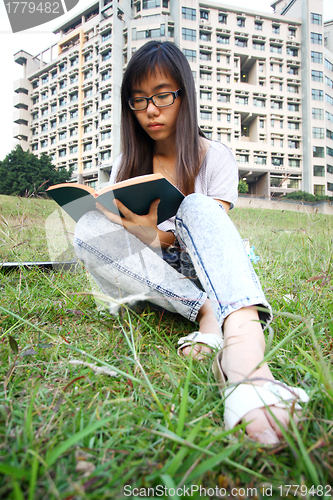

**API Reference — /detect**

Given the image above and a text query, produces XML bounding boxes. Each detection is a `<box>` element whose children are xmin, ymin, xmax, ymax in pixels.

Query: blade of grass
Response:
<box><xmin>12</xmin><ymin>480</ymin><xmax>24</xmax><ymax>500</ymax></box>
<box><xmin>185</xmin><ymin>443</ymin><xmax>242</xmax><ymax>483</ymax></box>
<box><xmin>176</xmin><ymin>356</ymin><xmax>192</xmax><ymax>437</ymax></box>
<box><xmin>289</xmin><ymin>417</ymin><xmax>320</xmax><ymax>486</ymax></box>
<box><xmin>28</xmin><ymin>453</ymin><xmax>39</xmax><ymax>500</ymax></box>
<box><xmin>45</xmin><ymin>414</ymin><xmax>116</xmax><ymax>467</ymax></box>
<box><xmin>0</xmin><ymin>464</ymin><xmax>30</xmax><ymax>479</ymax></box>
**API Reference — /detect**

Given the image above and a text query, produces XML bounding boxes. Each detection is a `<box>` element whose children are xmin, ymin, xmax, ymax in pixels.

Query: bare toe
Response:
<box><xmin>181</xmin><ymin>343</ymin><xmax>212</xmax><ymax>359</ymax></box>
<box><xmin>244</xmin><ymin>408</ymin><xmax>280</xmax><ymax>444</ymax></box>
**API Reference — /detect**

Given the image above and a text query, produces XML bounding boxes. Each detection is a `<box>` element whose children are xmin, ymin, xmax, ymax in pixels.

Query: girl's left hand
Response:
<box><xmin>96</xmin><ymin>198</ymin><xmax>161</xmax><ymax>247</ymax></box>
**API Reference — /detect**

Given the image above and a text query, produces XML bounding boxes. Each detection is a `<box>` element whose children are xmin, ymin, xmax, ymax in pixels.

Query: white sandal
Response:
<box><xmin>177</xmin><ymin>331</ymin><xmax>224</xmax><ymax>357</ymax></box>
<box><xmin>212</xmin><ymin>349</ymin><xmax>309</xmax><ymax>430</ymax></box>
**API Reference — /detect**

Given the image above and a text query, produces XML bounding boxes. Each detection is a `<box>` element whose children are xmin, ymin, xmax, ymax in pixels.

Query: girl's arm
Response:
<box><xmin>214</xmin><ymin>199</ymin><xmax>230</xmax><ymax>214</ymax></box>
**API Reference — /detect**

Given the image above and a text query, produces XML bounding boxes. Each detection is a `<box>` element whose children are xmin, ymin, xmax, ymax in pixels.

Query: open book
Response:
<box><xmin>46</xmin><ymin>173</ymin><xmax>184</xmax><ymax>224</ymax></box>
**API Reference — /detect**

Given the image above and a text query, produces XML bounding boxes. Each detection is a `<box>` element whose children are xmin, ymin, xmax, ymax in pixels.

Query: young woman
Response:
<box><xmin>74</xmin><ymin>41</ymin><xmax>308</xmax><ymax>444</ymax></box>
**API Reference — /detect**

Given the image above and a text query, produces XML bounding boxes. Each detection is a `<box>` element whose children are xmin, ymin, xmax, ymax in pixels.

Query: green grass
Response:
<box><xmin>1</xmin><ymin>194</ymin><xmax>333</xmax><ymax>499</ymax></box>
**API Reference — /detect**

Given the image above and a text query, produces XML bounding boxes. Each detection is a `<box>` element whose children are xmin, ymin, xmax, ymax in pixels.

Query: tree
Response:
<box><xmin>238</xmin><ymin>179</ymin><xmax>249</xmax><ymax>194</ymax></box>
<box><xmin>0</xmin><ymin>146</ymin><xmax>73</xmax><ymax>197</ymax></box>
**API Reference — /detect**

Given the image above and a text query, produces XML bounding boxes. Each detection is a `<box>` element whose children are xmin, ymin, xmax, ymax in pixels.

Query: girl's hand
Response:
<box><xmin>96</xmin><ymin>198</ymin><xmax>161</xmax><ymax>247</ymax></box>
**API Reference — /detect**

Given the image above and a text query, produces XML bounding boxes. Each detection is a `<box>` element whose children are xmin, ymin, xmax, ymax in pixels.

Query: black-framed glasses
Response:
<box><xmin>127</xmin><ymin>89</ymin><xmax>182</xmax><ymax>111</ymax></box>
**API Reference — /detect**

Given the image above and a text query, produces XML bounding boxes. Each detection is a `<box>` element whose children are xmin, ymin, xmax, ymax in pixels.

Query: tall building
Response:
<box><xmin>12</xmin><ymin>0</ymin><xmax>333</xmax><ymax>197</ymax></box>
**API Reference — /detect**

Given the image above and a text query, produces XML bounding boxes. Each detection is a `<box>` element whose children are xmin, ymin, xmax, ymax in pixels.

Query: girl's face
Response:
<box><xmin>130</xmin><ymin>69</ymin><xmax>182</xmax><ymax>145</ymax></box>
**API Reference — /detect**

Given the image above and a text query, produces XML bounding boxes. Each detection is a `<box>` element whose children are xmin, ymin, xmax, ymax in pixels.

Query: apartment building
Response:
<box><xmin>12</xmin><ymin>0</ymin><xmax>333</xmax><ymax>197</ymax></box>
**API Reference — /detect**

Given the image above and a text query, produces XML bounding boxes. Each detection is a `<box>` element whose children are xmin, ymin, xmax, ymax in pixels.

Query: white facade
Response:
<box><xmin>12</xmin><ymin>0</ymin><xmax>333</xmax><ymax>196</ymax></box>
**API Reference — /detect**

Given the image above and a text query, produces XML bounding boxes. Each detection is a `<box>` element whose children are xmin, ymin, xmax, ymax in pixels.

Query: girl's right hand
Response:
<box><xmin>96</xmin><ymin>198</ymin><xmax>161</xmax><ymax>247</ymax></box>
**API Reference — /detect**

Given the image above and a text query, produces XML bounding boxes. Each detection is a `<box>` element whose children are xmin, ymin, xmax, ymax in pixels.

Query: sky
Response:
<box><xmin>1</xmin><ymin>0</ymin><xmax>333</xmax><ymax>162</ymax></box>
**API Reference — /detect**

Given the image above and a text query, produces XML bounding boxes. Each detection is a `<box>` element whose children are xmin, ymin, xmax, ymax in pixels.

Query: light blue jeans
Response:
<box><xmin>73</xmin><ymin>193</ymin><xmax>272</xmax><ymax>328</ymax></box>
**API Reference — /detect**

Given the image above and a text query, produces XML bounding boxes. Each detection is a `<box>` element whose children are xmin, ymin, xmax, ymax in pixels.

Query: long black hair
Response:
<box><xmin>117</xmin><ymin>40</ymin><xmax>205</xmax><ymax>195</ymax></box>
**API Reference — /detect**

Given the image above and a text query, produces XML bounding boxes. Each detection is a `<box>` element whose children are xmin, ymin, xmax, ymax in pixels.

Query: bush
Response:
<box><xmin>284</xmin><ymin>191</ymin><xmax>333</xmax><ymax>203</ymax></box>
<box><xmin>238</xmin><ymin>179</ymin><xmax>249</xmax><ymax>194</ymax></box>
<box><xmin>0</xmin><ymin>146</ymin><xmax>73</xmax><ymax>197</ymax></box>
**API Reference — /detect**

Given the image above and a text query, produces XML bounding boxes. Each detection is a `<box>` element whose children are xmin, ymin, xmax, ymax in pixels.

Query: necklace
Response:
<box><xmin>156</xmin><ymin>155</ymin><xmax>174</xmax><ymax>178</ymax></box>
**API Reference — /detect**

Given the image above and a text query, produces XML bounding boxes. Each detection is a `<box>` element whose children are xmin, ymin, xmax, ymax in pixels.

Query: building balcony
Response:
<box><xmin>13</xmin><ymin>78</ymin><xmax>29</xmax><ymax>94</ymax></box>
<box><xmin>13</xmin><ymin>93</ymin><xmax>30</xmax><ymax>109</ymax></box>
<box><xmin>13</xmin><ymin>109</ymin><xmax>29</xmax><ymax>124</ymax></box>
<box><xmin>13</xmin><ymin>124</ymin><xmax>29</xmax><ymax>140</ymax></box>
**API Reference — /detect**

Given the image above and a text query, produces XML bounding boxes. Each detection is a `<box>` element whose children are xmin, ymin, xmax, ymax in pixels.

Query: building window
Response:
<box><xmin>288</xmin><ymin>121</ymin><xmax>299</xmax><ymax>130</ymax></box>
<box><xmin>253</xmin><ymin>41</ymin><xmax>265</xmax><ymax>51</ymax></box>
<box><xmin>70</xmin><ymin>91</ymin><xmax>78</xmax><ymax>102</ymax></box>
<box><xmin>50</xmin><ymin>120</ymin><xmax>56</xmax><ymax>129</ymax></box>
<box><xmin>328</xmin><ymin>182</ymin><xmax>333</xmax><ymax>192</ymax></box>
<box><xmin>235</xmin><ymin>95</ymin><xmax>248</xmax><ymax>105</ymax></box>
<box><xmin>200</xmin><ymin>91</ymin><xmax>212</xmax><ymax>101</ymax></box>
<box><xmin>101</xmin><ymin>30</ymin><xmax>112</xmax><ymax>42</ymax></box>
<box><xmin>289</xmin><ymin>158</ymin><xmax>300</xmax><ymax>168</ymax></box>
<box><xmin>314</xmin><ymin>165</ymin><xmax>325</xmax><ymax>176</ymax></box>
<box><xmin>51</xmin><ymin>71</ymin><xmax>57</xmax><ymax>79</ymax></box>
<box><xmin>326</xmin><ymin>94</ymin><xmax>333</xmax><ymax>106</ymax></box>
<box><xmin>287</xmin><ymin>103</ymin><xmax>299</xmax><ymax>112</ymax></box>
<box><xmin>101</xmin><ymin>90</ymin><xmax>111</xmax><ymax>101</ymax></box>
<box><xmin>58</xmin><ymin>131</ymin><xmax>67</xmax><ymax>140</ymax></box>
<box><xmin>200</xmin><ymin>110</ymin><xmax>212</xmax><ymax>120</ymax></box>
<box><xmin>101</xmin><ymin>70</ymin><xmax>111</xmax><ymax>81</ymax></box>
<box><xmin>200</xmin><ymin>51</ymin><xmax>211</xmax><ymax>61</ymax></box>
<box><xmin>143</xmin><ymin>0</ymin><xmax>160</xmax><ymax>8</ymax></box>
<box><xmin>311</xmin><ymin>12</ymin><xmax>322</xmax><ymax>25</ymax></box>
<box><xmin>255</xmin><ymin>21</ymin><xmax>263</xmax><ymax>31</ymax></box>
<box><xmin>40</xmin><ymin>139</ymin><xmax>48</xmax><ymax>148</ymax></box>
<box><xmin>59</xmin><ymin>79</ymin><xmax>67</xmax><ymax>89</ymax></box>
<box><xmin>59</xmin><ymin>63</ymin><xmax>67</xmax><ymax>73</ymax></box>
<box><xmin>83</xmin><ymin>142</ymin><xmax>92</xmax><ymax>151</ymax></box>
<box><xmin>32</xmin><ymin>143</ymin><xmax>38</xmax><ymax>151</ymax></box>
<box><xmin>41</xmin><ymin>107</ymin><xmax>48</xmax><ymax>116</ymax></box>
<box><xmin>236</xmin><ymin>153</ymin><xmax>249</xmax><ymax>163</ymax></box>
<box><xmin>270</xmin><ymin>44</ymin><xmax>282</xmax><ymax>54</ymax></box>
<box><xmin>271</xmin><ymin>100</ymin><xmax>283</xmax><ymax>110</ymax></box>
<box><xmin>84</xmin><ymin>69</ymin><xmax>93</xmax><ymax>79</ymax></box>
<box><xmin>327</xmin><ymin>164</ymin><xmax>333</xmax><ymax>173</ymax></box>
<box><xmin>255</xmin><ymin>156</ymin><xmax>266</xmax><ymax>165</ymax></box>
<box><xmin>70</xmin><ymin>109</ymin><xmax>78</xmax><ymax>119</ymax></box>
<box><xmin>235</xmin><ymin>38</ymin><xmax>248</xmax><ymax>48</ymax></box>
<box><xmin>237</xmin><ymin>17</ymin><xmax>245</xmax><ymax>28</ymax></box>
<box><xmin>70</xmin><ymin>74</ymin><xmax>78</xmax><ymax>85</ymax></box>
<box><xmin>311</xmin><ymin>51</ymin><xmax>323</xmax><ymax>63</ymax></box>
<box><xmin>311</xmin><ymin>32</ymin><xmax>323</xmax><ymax>45</ymax></box>
<box><xmin>200</xmin><ymin>10</ymin><xmax>209</xmax><ymax>20</ymax></box>
<box><xmin>84</xmin><ymin>106</ymin><xmax>93</xmax><ymax>116</ymax></box>
<box><xmin>100</xmin><ymin>150</ymin><xmax>111</xmax><ymax>160</ymax></box>
<box><xmin>70</xmin><ymin>56</ymin><xmax>78</xmax><ymax>67</ymax></box>
<box><xmin>59</xmin><ymin>97</ymin><xmax>67</xmax><ymax>107</ymax></box>
<box><xmin>312</xmin><ymin>89</ymin><xmax>323</xmax><ymax>101</ymax></box>
<box><xmin>41</xmin><ymin>123</ymin><xmax>48</xmax><ymax>132</ymax></box>
<box><xmin>70</xmin><ymin>127</ymin><xmax>78</xmax><ymax>137</ymax></box>
<box><xmin>287</xmin><ymin>85</ymin><xmax>299</xmax><ymax>93</ymax></box>
<box><xmin>41</xmin><ymin>75</ymin><xmax>48</xmax><ymax>84</ymax></box>
<box><xmin>314</xmin><ymin>184</ymin><xmax>325</xmax><ymax>195</ymax></box>
<box><xmin>288</xmin><ymin>27</ymin><xmax>297</xmax><ymax>36</ymax></box>
<box><xmin>313</xmin><ymin>146</ymin><xmax>324</xmax><ymax>157</ymax></box>
<box><xmin>327</xmin><ymin>128</ymin><xmax>333</xmax><ymax>140</ymax></box>
<box><xmin>288</xmin><ymin>140</ymin><xmax>300</xmax><ymax>149</ymax></box>
<box><xmin>326</xmin><ymin>59</ymin><xmax>333</xmax><ymax>72</ymax></box>
<box><xmin>217</xmin><ymin>93</ymin><xmax>230</xmax><ymax>103</ymax></box>
<box><xmin>101</xmin><ymin>50</ymin><xmax>111</xmax><ymax>61</ymax></box>
<box><xmin>313</xmin><ymin>127</ymin><xmax>324</xmax><ymax>139</ymax></box>
<box><xmin>83</xmin><ymin>160</ymin><xmax>92</xmax><ymax>170</ymax></box>
<box><xmin>272</xmin><ymin>24</ymin><xmax>280</xmax><ymax>34</ymax></box>
<box><xmin>253</xmin><ymin>98</ymin><xmax>266</xmax><ymax>107</ymax></box>
<box><xmin>84</xmin><ymin>88</ymin><xmax>93</xmax><ymax>98</ymax></box>
<box><xmin>59</xmin><ymin>149</ymin><xmax>66</xmax><ymax>157</ymax></box>
<box><xmin>182</xmin><ymin>28</ymin><xmax>196</xmax><ymax>42</ymax></box>
<box><xmin>200</xmin><ymin>31</ymin><xmax>211</xmax><ymax>42</ymax></box>
<box><xmin>101</xmin><ymin>130</ymin><xmax>111</xmax><ymax>140</ymax></box>
<box><xmin>287</xmin><ymin>66</ymin><xmax>299</xmax><ymax>75</ymax></box>
<box><xmin>217</xmin><ymin>35</ymin><xmax>229</xmax><ymax>44</ymax></box>
<box><xmin>328</xmin><ymin>146</ymin><xmax>333</xmax><ymax>157</ymax></box>
<box><xmin>312</xmin><ymin>108</ymin><xmax>324</xmax><ymax>119</ymax></box>
<box><xmin>50</xmin><ymin>136</ymin><xmax>56</xmax><ymax>145</ymax></box>
<box><xmin>312</xmin><ymin>70</ymin><xmax>323</xmax><ymax>82</ymax></box>
<box><xmin>69</xmin><ymin>145</ymin><xmax>78</xmax><ymax>154</ymax></box>
<box><xmin>183</xmin><ymin>49</ymin><xmax>196</xmax><ymax>62</ymax></box>
<box><xmin>182</xmin><ymin>7</ymin><xmax>196</xmax><ymax>20</ymax></box>
<box><xmin>101</xmin><ymin>110</ymin><xmax>111</xmax><ymax>121</ymax></box>
<box><xmin>286</xmin><ymin>47</ymin><xmax>298</xmax><ymax>57</ymax></box>
<box><xmin>219</xmin><ymin>12</ymin><xmax>227</xmax><ymax>24</ymax></box>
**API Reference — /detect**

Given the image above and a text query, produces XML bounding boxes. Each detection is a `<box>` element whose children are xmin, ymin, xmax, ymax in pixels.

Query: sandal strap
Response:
<box><xmin>224</xmin><ymin>381</ymin><xmax>309</xmax><ymax>430</ymax></box>
<box><xmin>177</xmin><ymin>331</ymin><xmax>223</xmax><ymax>357</ymax></box>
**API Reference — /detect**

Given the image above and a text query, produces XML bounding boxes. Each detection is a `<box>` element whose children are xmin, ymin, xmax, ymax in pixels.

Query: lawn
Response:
<box><xmin>0</xmin><ymin>194</ymin><xmax>333</xmax><ymax>499</ymax></box>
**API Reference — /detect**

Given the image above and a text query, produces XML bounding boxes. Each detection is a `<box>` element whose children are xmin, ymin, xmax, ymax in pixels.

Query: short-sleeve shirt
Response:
<box><xmin>108</xmin><ymin>140</ymin><xmax>238</xmax><ymax>233</ymax></box>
